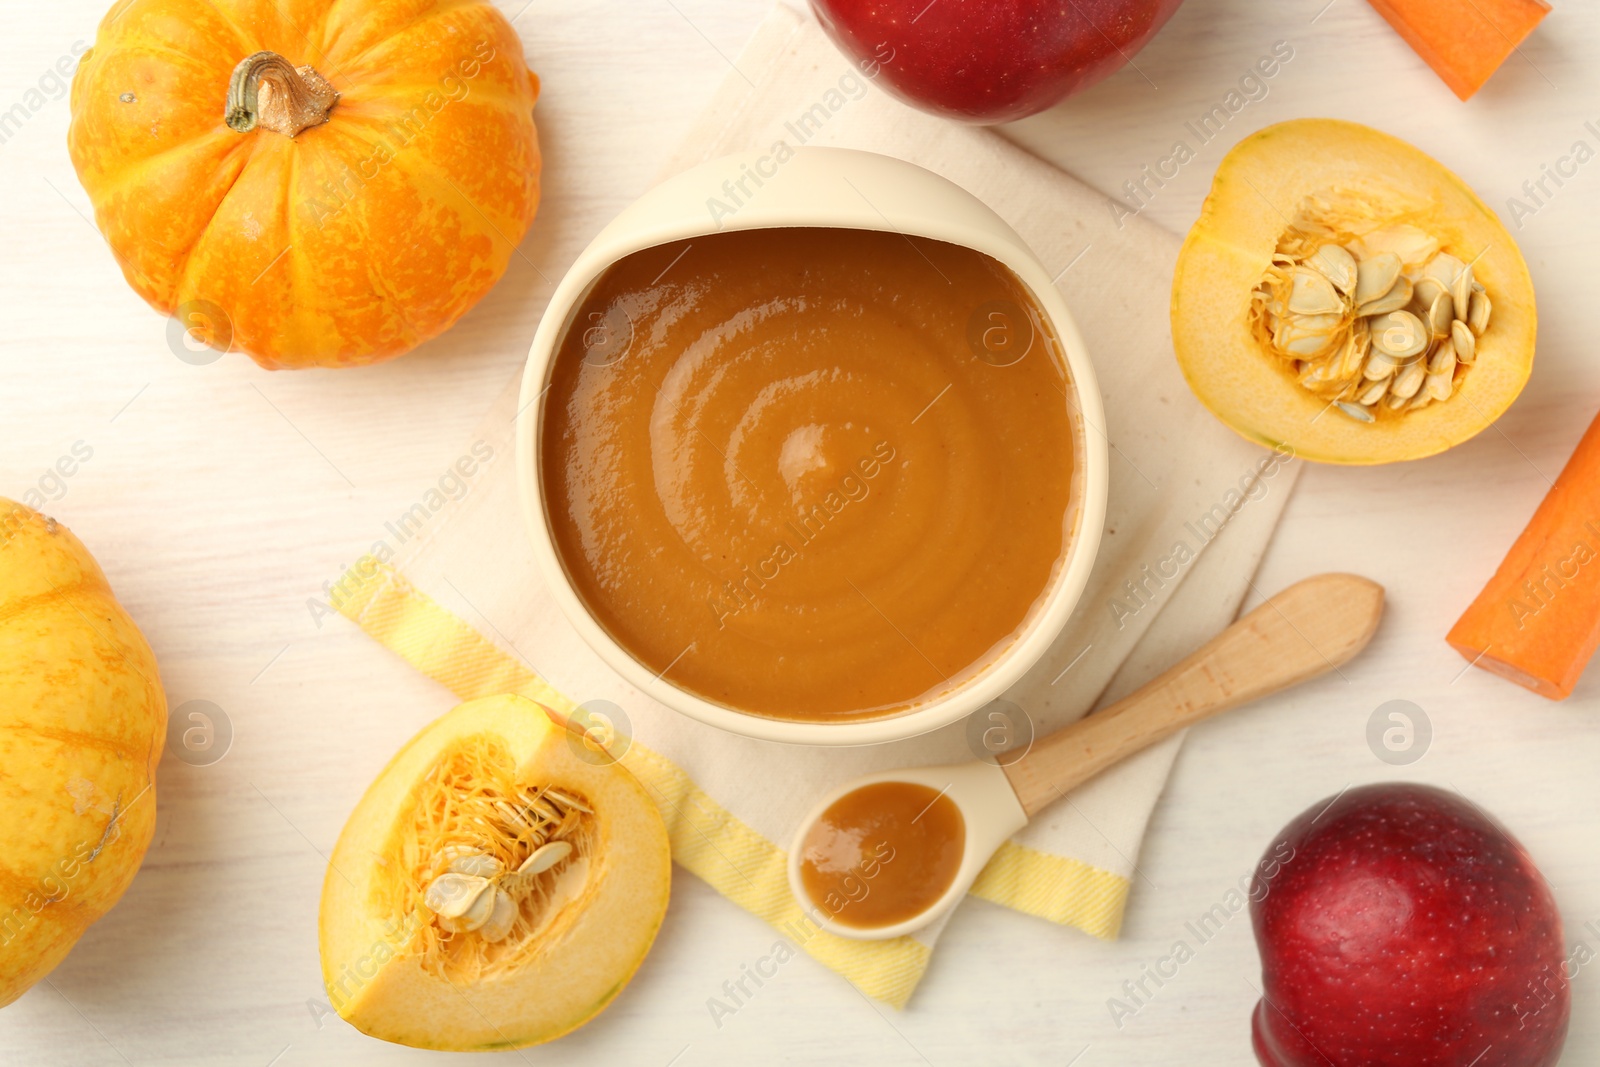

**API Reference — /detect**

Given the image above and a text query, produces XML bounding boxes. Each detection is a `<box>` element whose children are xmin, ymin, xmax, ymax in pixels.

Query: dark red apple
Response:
<box><xmin>1250</xmin><ymin>783</ymin><xmax>1569</xmax><ymax>1066</ymax></box>
<box><xmin>810</xmin><ymin>0</ymin><xmax>1188</xmax><ymax>124</ymax></box>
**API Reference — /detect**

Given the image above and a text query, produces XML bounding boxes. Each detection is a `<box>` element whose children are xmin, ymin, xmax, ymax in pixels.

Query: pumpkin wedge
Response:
<box><xmin>1172</xmin><ymin>119</ymin><xmax>1536</xmax><ymax>464</ymax></box>
<box><xmin>68</xmin><ymin>0</ymin><xmax>541</xmax><ymax>369</ymax></box>
<box><xmin>319</xmin><ymin>695</ymin><xmax>670</xmax><ymax>1050</ymax></box>
<box><xmin>0</xmin><ymin>500</ymin><xmax>166</xmax><ymax>1007</ymax></box>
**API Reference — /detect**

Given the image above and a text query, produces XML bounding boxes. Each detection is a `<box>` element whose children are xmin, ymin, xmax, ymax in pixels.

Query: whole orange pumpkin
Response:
<box><xmin>68</xmin><ymin>0</ymin><xmax>542</xmax><ymax>369</ymax></box>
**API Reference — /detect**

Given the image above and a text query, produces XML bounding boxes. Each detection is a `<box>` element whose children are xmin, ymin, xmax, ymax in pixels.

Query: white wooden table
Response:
<box><xmin>4</xmin><ymin>1</ymin><xmax>1599</xmax><ymax>1063</ymax></box>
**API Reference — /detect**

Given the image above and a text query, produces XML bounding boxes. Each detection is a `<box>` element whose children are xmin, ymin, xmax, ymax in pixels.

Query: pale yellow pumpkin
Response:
<box><xmin>0</xmin><ymin>500</ymin><xmax>166</xmax><ymax>1007</ymax></box>
<box><xmin>319</xmin><ymin>695</ymin><xmax>671</xmax><ymax>1049</ymax></box>
<box><xmin>1172</xmin><ymin>119</ymin><xmax>1536</xmax><ymax>464</ymax></box>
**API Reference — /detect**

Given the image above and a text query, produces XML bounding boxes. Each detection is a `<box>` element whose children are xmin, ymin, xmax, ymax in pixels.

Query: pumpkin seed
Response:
<box><xmin>1354</xmin><ymin>252</ymin><xmax>1402</xmax><ymax>307</ymax></box>
<box><xmin>517</xmin><ymin>840</ymin><xmax>574</xmax><ymax>876</ymax></box>
<box><xmin>1357</xmin><ymin>276</ymin><xmax>1413</xmax><ymax>317</ymax></box>
<box><xmin>1392</xmin><ymin>357</ymin><xmax>1427</xmax><ymax>400</ymax></box>
<box><xmin>427</xmin><ymin>873</ymin><xmax>493</xmax><ymax>920</ymax></box>
<box><xmin>1412</xmin><ymin>277</ymin><xmax>1447</xmax><ymax>310</ymax></box>
<box><xmin>521</xmin><ymin>792</ymin><xmax>563</xmax><ymax>822</ymax></box>
<box><xmin>1358</xmin><ymin>379</ymin><xmax>1389</xmax><ymax>406</ymax></box>
<box><xmin>1468</xmin><ymin>290</ymin><xmax>1491</xmax><ymax>337</ymax></box>
<box><xmin>1364</xmin><ymin>349</ymin><xmax>1400</xmax><ymax>380</ymax></box>
<box><xmin>1306</xmin><ymin>244</ymin><xmax>1358</xmax><ymax>293</ymax></box>
<box><xmin>1429</xmin><ymin>338</ymin><xmax>1458</xmax><ymax>374</ymax></box>
<box><xmin>1426</xmin><ymin>366</ymin><xmax>1455</xmax><ymax>402</ymax></box>
<box><xmin>1370</xmin><ymin>311</ymin><xmax>1429</xmax><ymax>359</ymax></box>
<box><xmin>1451</xmin><ymin>319</ymin><xmax>1476</xmax><ymax>365</ymax></box>
<box><xmin>544</xmin><ymin>789</ymin><xmax>593</xmax><ymax>814</ymax></box>
<box><xmin>449</xmin><ymin>852</ymin><xmax>504</xmax><ymax>879</ymax></box>
<box><xmin>1422</xmin><ymin>252</ymin><xmax>1466</xmax><ymax>292</ymax></box>
<box><xmin>494</xmin><ymin>799</ymin><xmax>534</xmax><ymax>830</ymax></box>
<box><xmin>1338</xmin><ymin>327</ymin><xmax>1370</xmax><ymax>378</ymax></box>
<box><xmin>437</xmin><ymin>880</ymin><xmax>499</xmax><ymax>933</ymax></box>
<box><xmin>1335</xmin><ymin>401</ymin><xmax>1375</xmax><ymax>423</ymax></box>
<box><xmin>1424</xmin><ymin>291</ymin><xmax>1454</xmax><ymax>339</ymax></box>
<box><xmin>1452</xmin><ymin>263</ymin><xmax>1474</xmax><ymax>313</ymax></box>
<box><xmin>1288</xmin><ymin>267</ymin><xmax>1346</xmax><ymax>315</ymax></box>
<box><xmin>477</xmin><ymin>888</ymin><xmax>519</xmax><ymax>943</ymax></box>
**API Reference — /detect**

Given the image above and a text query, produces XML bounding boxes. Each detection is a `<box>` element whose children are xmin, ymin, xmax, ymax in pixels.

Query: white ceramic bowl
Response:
<box><xmin>517</xmin><ymin>148</ymin><xmax>1107</xmax><ymax>746</ymax></box>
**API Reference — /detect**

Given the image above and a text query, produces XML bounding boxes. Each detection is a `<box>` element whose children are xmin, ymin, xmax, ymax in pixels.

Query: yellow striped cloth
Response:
<box><xmin>336</xmin><ymin>560</ymin><xmax>1130</xmax><ymax>1008</ymax></box>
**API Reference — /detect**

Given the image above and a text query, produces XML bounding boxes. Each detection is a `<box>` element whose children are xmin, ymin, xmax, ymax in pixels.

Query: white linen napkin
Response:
<box><xmin>337</xmin><ymin>2</ymin><xmax>1302</xmax><ymax>1003</ymax></box>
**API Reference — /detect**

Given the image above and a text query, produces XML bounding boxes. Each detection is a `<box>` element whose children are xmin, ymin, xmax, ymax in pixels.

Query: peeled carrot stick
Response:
<box><xmin>1449</xmin><ymin>410</ymin><xmax>1600</xmax><ymax>700</ymax></box>
<box><xmin>1367</xmin><ymin>0</ymin><xmax>1550</xmax><ymax>101</ymax></box>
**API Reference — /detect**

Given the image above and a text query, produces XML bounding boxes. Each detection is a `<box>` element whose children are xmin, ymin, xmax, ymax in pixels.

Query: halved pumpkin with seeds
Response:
<box><xmin>1172</xmin><ymin>118</ymin><xmax>1536</xmax><ymax>464</ymax></box>
<box><xmin>318</xmin><ymin>695</ymin><xmax>670</xmax><ymax>1050</ymax></box>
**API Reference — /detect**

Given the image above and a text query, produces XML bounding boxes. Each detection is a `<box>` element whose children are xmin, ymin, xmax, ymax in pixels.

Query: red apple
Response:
<box><xmin>1250</xmin><ymin>783</ymin><xmax>1569</xmax><ymax>1066</ymax></box>
<box><xmin>810</xmin><ymin>0</ymin><xmax>1188</xmax><ymax>124</ymax></box>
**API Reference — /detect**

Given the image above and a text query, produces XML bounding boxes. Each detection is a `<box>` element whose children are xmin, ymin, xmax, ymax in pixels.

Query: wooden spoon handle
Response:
<box><xmin>1002</xmin><ymin>573</ymin><xmax>1384</xmax><ymax>818</ymax></box>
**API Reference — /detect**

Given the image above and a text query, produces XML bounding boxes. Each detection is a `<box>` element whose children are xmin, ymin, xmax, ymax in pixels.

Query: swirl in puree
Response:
<box><xmin>541</xmin><ymin>227</ymin><xmax>1076</xmax><ymax>720</ymax></box>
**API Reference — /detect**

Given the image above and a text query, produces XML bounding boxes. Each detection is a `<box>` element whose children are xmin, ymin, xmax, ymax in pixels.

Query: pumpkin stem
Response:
<box><xmin>225</xmin><ymin>51</ymin><xmax>339</xmax><ymax>138</ymax></box>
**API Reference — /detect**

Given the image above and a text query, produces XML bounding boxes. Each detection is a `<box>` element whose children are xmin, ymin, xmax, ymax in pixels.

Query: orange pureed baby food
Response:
<box><xmin>798</xmin><ymin>781</ymin><xmax>966</xmax><ymax>929</ymax></box>
<box><xmin>541</xmin><ymin>227</ymin><xmax>1076</xmax><ymax>720</ymax></box>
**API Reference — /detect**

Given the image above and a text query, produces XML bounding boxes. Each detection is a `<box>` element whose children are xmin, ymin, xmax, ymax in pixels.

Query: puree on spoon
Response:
<box><xmin>540</xmin><ymin>226</ymin><xmax>1076</xmax><ymax>721</ymax></box>
<box><xmin>798</xmin><ymin>781</ymin><xmax>966</xmax><ymax>930</ymax></box>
